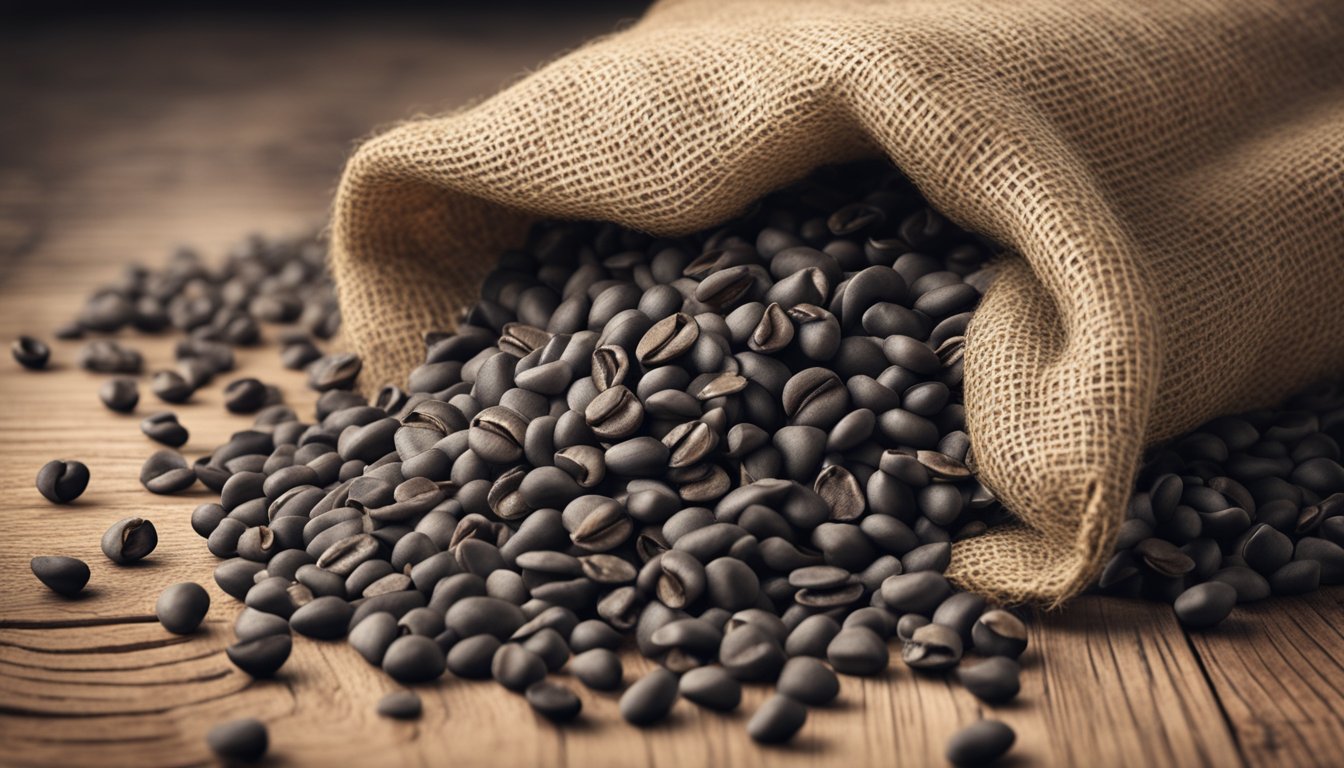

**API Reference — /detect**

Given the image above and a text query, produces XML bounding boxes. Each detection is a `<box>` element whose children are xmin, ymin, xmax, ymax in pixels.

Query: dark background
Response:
<box><xmin>5</xmin><ymin>1</ymin><xmax>652</xmax><ymax>23</ymax></box>
<box><xmin>0</xmin><ymin>3</ymin><xmax>648</xmax><ymax>280</ymax></box>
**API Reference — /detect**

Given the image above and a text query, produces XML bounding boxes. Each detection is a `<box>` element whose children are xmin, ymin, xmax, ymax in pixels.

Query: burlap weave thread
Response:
<box><xmin>331</xmin><ymin>0</ymin><xmax>1344</xmax><ymax>606</ymax></box>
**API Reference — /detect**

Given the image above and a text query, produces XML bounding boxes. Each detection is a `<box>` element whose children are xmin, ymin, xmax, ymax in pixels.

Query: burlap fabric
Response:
<box><xmin>330</xmin><ymin>0</ymin><xmax>1344</xmax><ymax>606</ymax></box>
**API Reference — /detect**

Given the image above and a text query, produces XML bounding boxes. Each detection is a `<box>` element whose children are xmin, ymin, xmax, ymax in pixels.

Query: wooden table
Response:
<box><xmin>1</xmin><ymin>11</ymin><xmax>1341</xmax><ymax>767</ymax></box>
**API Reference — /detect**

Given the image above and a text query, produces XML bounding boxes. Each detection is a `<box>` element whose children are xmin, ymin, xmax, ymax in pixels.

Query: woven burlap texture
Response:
<box><xmin>331</xmin><ymin>0</ymin><xmax>1344</xmax><ymax>606</ymax></box>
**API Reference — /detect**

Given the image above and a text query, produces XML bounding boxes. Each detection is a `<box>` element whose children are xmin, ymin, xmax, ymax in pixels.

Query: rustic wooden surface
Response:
<box><xmin>0</xmin><ymin>11</ymin><xmax>1341</xmax><ymax>768</ymax></box>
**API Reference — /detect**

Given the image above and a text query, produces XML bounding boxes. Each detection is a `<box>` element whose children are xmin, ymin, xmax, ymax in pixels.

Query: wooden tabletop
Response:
<box><xmin>1</xmin><ymin>11</ymin><xmax>1341</xmax><ymax>768</ymax></box>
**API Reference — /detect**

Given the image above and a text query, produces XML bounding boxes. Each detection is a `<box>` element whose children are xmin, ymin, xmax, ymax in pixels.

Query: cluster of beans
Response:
<box><xmin>178</xmin><ymin>164</ymin><xmax>1024</xmax><ymax>764</ymax></box>
<box><xmin>30</xmin><ymin>159</ymin><xmax>1337</xmax><ymax>764</ymax></box>
<box><xmin>61</xmin><ymin>233</ymin><xmax>337</xmax><ymax>394</ymax></box>
<box><xmin>1098</xmin><ymin>387</ymin><xmax>1344</xmax><ymax>627</ymax></box>
<box><xmin>23</xmin><ymin>233</ymin><xmax>334</xmax><ymax>595</ymax></box>
<box><xmin>16</xmin><ymin>164</ymin><xmax>1025</xmax><ymax>763</ymax></box>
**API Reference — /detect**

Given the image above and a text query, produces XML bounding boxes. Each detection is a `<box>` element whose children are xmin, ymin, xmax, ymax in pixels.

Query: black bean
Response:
<box><xmin>377</xmin><ymin>690</ymin><xmax>423</xmax><ymax>720</ymax></box>
<box><xmin>308</xmin><ymin>352</ymin><xmax>362</xmax><ymax>391</ymax></box>
<box><xmin>678</xmin><ymin>665</ymin><xmax>741</xmax><ymax>711</ymax></box>
<box><xmin>491</xmin><ymin>643</ymin><xmax>548</xmax><ymax>692</ymax></box>
<box><xmin>289</xmin><ymin>595</ymin><xmax>354</xmax><ymax>639</ymax></box>
<box><xmin>264</xmin><ymin>464</ymin><xmax>319</xmax><ymax>501</ymax></box>
<box><xmin>237</xmin><ymin>524</ymin><xmax>280</xmax><ymax>564</ymax></box>
<box><xmin>511</xmin><ymin>606</ymin><xmax>578</xmax><ymax>643</ymax></box>
<box><xmin>1295</xmin><ymin>537</ymin><xmax>1344</xmax><ymax>584</ymax></box>
<box><xmin>788</xmin><ymin>303</ymin><xmax>841</xmax><ymax>360</ymax></box>
<box><xmin>716</xmin><ymin>622</ymin><xmax>786</xmax><ymax>682</ymax></box>
<box><xmin>177</xmin><ymin>356</ymin><xmax>217</xmax><ymax>388</ymax></box>
<box><xmin>1136</xmin><ymin>538</ymin><xmax>1196</xmax><ymax>578</ymax></box>
<box><xmin>946</xmin><ymin>720</ymin><xmax>1015</xmax><ymax>767</ymax></box>
<box><xmin>35</xmin><ymin>459</ymin><xmax>89</xmax><ymax>504</ymax></box>
<box><xmin>150</xmin><ymin>369</ymin><xmax>194</xmax><ymax>403</ymax></box>
<box><xmin>882</xmin><ymin>335</ymin><xmax>940</xmax><ymax>374</ymax></box>
<box><xmin>578</xmin><ymin>554</ymin><xmax>637</xmax><ymax>586</ymax></box>
<box><xmin>101</xmin><ymin>517</ymin><xmax>157</xmax><ymax>563</ymax></box>
<box><xmin>1209</xmin><ymin>566</ymin><xmax>1271</xmax><ymax>603</ymax></box>
<box><xmin>584</xmin><ymin>384</ymin><xmax>643</xmax><ymax>441</ymax></box>
<box><xmin>571</xmin><ymin>648</ymin><xmax>624</xmax><ymax>691</ymax></box>
<box><xmin>703</xmin><ymin>557</ymin><xmax>759</xmax><ymax>611</ymax></box>
<box><xmin>650</xmin><ymin>617</ymin><xmax>722</xmax><ymax>664</ymax></box>
<box><xmin>282</xmin><ymin>340</ymin><xmax>323</xmax><ymax>370</ymax></box>
<box><xmin>140</xmin><ymin>449</ymin><xmax>196</xmax><ymax>493</ymax></box>
<box><xmin>782</xmin><ymin>368</ymin><xmax>848</xmax><ymax>429</ymax></box>
<box><xmin>902</xmin><ymin>623</ymin><xmax>963</xmax><ymax>672</ymax></box>
<box><xmin>98</xmin><ymin>378</ymin><xmax>139</xmax><ymax>412</ymax></box>
<box><xmin>1292</xmin><ymin>457</ymin><xmax>1344</xmax><ymax>496</ymax></box>
<box><xmin>777</xmin><ymin>656</ymin><xmax>840</xmax><ymax>705</ymax></box>
<box><xmin>826</xmin><ymin>626</ymin><xmax>888</xmax><ymax>676</ymax></box>
<box><xmin>840</xmin><ymin>266</ymin><xmax>906</xmax><ymax>328</ymax></box>
<box><xmin>382</xmin><ymin>635</ymin><xmax>446</xmax><ymax>683</ymax></box>
<box><xmin>445</xmin><ymin>596</ymin><xmax>526</xmax><ymax>640</ymax></box>
<box><xmin>767</xmin><ymin>266</ymin><xmax>829</xmax><ymax>307</ymax></box>
<box><xmin>206</xmin><ymin>718</ymin><xmax>268</xmax><ymax>764</ymax></box>
<box><xmin>591</xmin><ymin>344</ymin><xmax>630</xmax><ymax>391</ymax></box>
<box><xmin>569</xmin><ymin>620</ymin><xmax>622</xmax><ymax>653</ymax></box>
<box><xmin>844</xmin><ymin>606</ymin><xmax>897</xmax><ymax>638</ymax></box>
<box><xmin>748</xmin><ymin>302</ymin><xmax>794</xmax><ymax>353</ymax></box>
<box><xmin>244</xmin><ymin>577</ymin><xmax>297</xmax><ymax>619</ymax></box>
<box><xmin>468</xmin><ymin>405</ymin><xmax>528</xmax><ymax>465</ymax></box>
<box><xmin>224</xmin><ymin>377</ymin><xmax>269</xmax><ymax>414</ymax></box>
<box><xmin>439</xmin><ymin>634</ymin><xmax>497</xmax><ymax>679</ymax></box>
<box><xmin>971</xmin><ymin>610</ymin><xmax>1028</xmax><ymax>658</ymax></box>
<box><xmin>30</xmin><ymin>555</ymin><xmax>90</xmax><ymax>597</ymax></box>
<box><xmin>569</xmin><ymin>500</ymin><xmax>634</xmax><ymax>552</ymax></box>
<box><xmin>1173</xmin><ymin>582</ymin><xmax>1237</xmax><ymax>628</ymax></box>
<box><xmin>785</xmin><ymin>615</ymin><xmax>842</xmax><ymax>658</ymax></box>
<box><xmin>1239</xmin><ymin>523</ymin><xmax>1293</xmax><ymax>575</ymax></box>
<box><xmin>746</xmin><ymin>694</ymin><xmax>808</xmax><ymax>744</ymax></box>
<box><xmin>212</xmin><ymin>558</ymin><xmax>263</xmax><ymax>600</ymax></box>
<box><xmin>913</xmin><ymin>282</ymin><xmax>978</xmax><ymax>318</ymax></box>
<box><xmin>784</xmin><ymin>564</ymin><xmax>849</xmax><ymax>594</ymax></box>
<box><xmin>521</xmin><ymin>628</ymin><xmax>571</xmax><ymax>672</ymax></box>
<box><xmin>1269</xmin><ymin>559</ymin><xmax>1321</xmax><ymax>595</ymax></box>
<box><xmin>604</xmin><ymin>437</ymin><xmax>669</xmax><ymax>477</ymax></box>
<box><xmin>931</xmin><ymin>592</ymin><xmax>986</xmax><ymax>644</ymax></box>
<box><xmin>206</xmin><ymin>517</ymin><xmax>246</xmax><ymax>559</ymax></box>
<box><xmin>234</xmin><ymin>607</ymin><xmax>291</xmax><ymax>642</ymax></box>
<box><xmin>656</xmin><ymin>550</ymin><xmax>707</xmax><ymax>609</ymax></box>
<box><xmin>636</xmin><ymin>313</ymin><xmax>699</xmax><ymax>366</ymax></box>
<box><xmin>957</xmin><ymin>657</ymin><xmax>1021</xmax><ymax>704</ymax></box>
<box><xmin>11</xmin><ymin>336</ymin><xmax>50</xmax><ymax>369</ymax></box>
<box><xmin>663</xmin><ymin>420</ymin><xmax>719</xmax><ymax>469</ymax></box>
<box><xmin>877</xmin><ymin>408</ymin><xmax>941</xmax><ymax>449</ymax></box>
<box><xmin>526</xmin><ymin>680</ymin><xmax>583</xmax><ymax>722</ymax></box>
<box><xmin>399</xmin><ymin>607</ymin><xmax>447</xmax><ymax>638</ymax></box>
<box><xmin>220</xmin><ymin>471</ymin><xmax>264</xmax><ymax>511</ymax></box>
<box><xmin>880</xmin><ymin>571</ymin><xmax>951</xmax><ymax>614</ymax></box>
<box><xmin>316</xmin><ymin>533</ymin><xmax>380</xmax><ymax>576</ymax></box>
<box><xmin>695</xmin><ymin>265</ymin><xmax>759</xmax><ymax>310</ymax></box>
<box><xmin>155</xmin><ymin>582</ymin><xmax>210</xmax><ymax>634</ymax></box>
<box><xmin>620</xmin><ymin>667</ymin><xmax>680</xmax><ymax>726</ymax></box>
<box><xmin>227</xmin><ymin>634</ymin><xmax>292</xmax><ymax>678</ymax></box>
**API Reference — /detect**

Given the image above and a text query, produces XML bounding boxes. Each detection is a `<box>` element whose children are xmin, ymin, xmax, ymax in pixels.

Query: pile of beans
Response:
<box><xmin>17</xmin><ymin>161</ymin><xmax>1343</xmax><ymax>766</ymax></box>
<box><xmin>1100</xmin><ymin>389</ymin><xmax>1344</xmax><ymax>626</ymax></box>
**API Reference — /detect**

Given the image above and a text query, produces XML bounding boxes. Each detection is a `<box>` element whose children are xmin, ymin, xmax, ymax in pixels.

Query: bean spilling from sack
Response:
<box><xmin>19</xmin><ymin>162</ymin><xmax>1344</xmax><ymax>765</ymax></box>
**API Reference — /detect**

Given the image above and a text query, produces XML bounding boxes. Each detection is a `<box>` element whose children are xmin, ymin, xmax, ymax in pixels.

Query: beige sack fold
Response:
<box><xmin>331</xmin><ymin>0</ymin><xmax>1344</xmax><ymax>606</ymax></box>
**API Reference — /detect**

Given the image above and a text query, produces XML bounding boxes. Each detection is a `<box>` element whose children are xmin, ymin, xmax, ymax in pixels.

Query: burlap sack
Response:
<box><xmin>330</xmin><ymin>0</ymin><xmax>1344</xmax><ymax>606</ymax></box>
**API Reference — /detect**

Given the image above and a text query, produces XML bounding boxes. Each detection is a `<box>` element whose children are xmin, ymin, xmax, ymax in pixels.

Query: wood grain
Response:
<box><xmin>0</xmin><ymin>10</ymin><xmax>1340</xmax><ymax>768</ymax></box>
<box><xmin>1186</xmin><ymin>589</ymin><xmax>1344</xmax><ymax>768</ymax></box>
